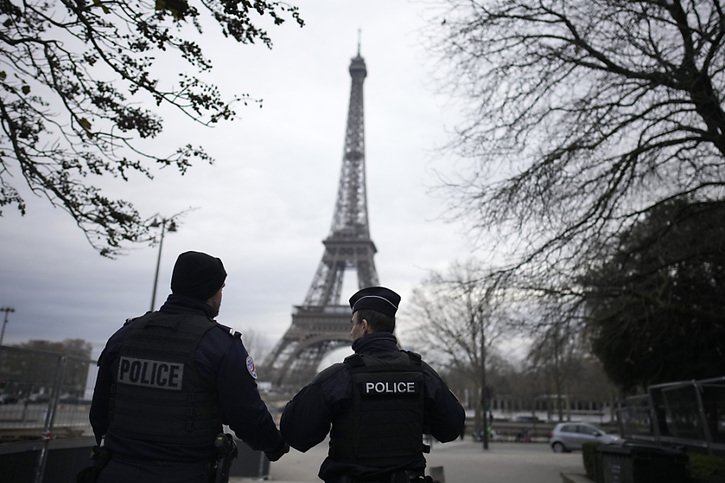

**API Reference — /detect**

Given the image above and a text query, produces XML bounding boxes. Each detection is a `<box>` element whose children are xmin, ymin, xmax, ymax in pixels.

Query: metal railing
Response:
<box><xmin>0</xmin><ymin>345</ymin><xmax>97</xmax><ymax>483</ymax></box>
<box><xmin>616</xmin><ymin>376</ymin><xmax>725</xmax><ymax>455</ymax></box>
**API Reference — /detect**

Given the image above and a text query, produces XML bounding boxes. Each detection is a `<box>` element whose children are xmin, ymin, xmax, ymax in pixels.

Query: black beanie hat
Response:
<box><xmin>349</xmin><ymin>286</ymin><xmax>401</xmax><ymax>318</ymax></box>
<box><xmin>170</xmin><ymin>251</ymin><xmax>227</xmax><ymax>301</ymax></box>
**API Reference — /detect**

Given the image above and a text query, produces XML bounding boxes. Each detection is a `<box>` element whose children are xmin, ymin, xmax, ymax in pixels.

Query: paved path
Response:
<box><xmin>232</xmin><ymin>439</ymin><xmax>588</xmax><ymax>483</ymax></box>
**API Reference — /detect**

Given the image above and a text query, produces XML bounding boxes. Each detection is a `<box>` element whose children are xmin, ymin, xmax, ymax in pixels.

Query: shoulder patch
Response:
<box><xmin>215</xmin><ymin>322</ymin><xmax>242</xmax><ymax>339</ymax></box>
<box><xmin>246</xmin><ymin>355</ymin><xmax>257</xmax><ymax>379</ymax></box>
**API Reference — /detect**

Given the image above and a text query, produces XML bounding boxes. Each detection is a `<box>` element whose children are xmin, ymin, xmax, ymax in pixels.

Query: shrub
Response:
<box><xmin>582</xmin><ymin>442</ymin><xmax>602</xmax><ymax>482</ymax></box>
<box><xmin>688</xmin><ymin>453</ymin><xmax>725</xmax><ymax>483</ymax></box>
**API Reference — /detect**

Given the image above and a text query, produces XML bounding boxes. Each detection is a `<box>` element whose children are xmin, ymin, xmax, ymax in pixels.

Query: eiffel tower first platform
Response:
<box><xmin>263</xmin><ymin>46</ymin><xmax>380</xmax><ymax>390</ymax></box>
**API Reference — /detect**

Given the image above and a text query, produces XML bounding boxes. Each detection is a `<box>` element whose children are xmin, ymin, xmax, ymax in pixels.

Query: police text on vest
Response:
<box><xmin>365</xmin><ymin>381</ymin><xmax>416</xmax><ymax>394</ymax></box>
<box><xmin>118</xmin><ymin>356</ymin><xmax>184</xmax><ymax>390</ymax></box>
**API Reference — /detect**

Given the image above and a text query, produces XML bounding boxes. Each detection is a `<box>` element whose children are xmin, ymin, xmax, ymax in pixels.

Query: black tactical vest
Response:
<box><xmin>330</xmin><ymin>351</ymin><xmax>425</xmax><ymax>468</ymax></box>
<box><xmin>107</xmin><ymin>312</ymin><xmax>220</xmax><ymax>447</ymax></box>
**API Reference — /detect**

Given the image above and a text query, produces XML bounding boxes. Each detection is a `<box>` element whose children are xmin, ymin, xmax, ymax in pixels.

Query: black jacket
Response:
<box><xmin>280</xmin><ymin>332</ymin><xmax>465</xmax><ymax>482</ymax></box>
<box><xmin>90</xmin><ymin>294</ymin><xmax>286</xmax><ymax>463</ymax></box>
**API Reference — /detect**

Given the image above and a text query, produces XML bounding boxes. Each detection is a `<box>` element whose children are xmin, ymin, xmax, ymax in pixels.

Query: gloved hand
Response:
<box><xmin>265</xmin><ymin>441</ymin><xmax>290</xmax><ymax>462</ymax></box>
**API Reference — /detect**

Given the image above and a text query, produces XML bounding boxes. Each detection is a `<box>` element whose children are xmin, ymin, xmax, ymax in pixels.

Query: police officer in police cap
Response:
<box><xmin>89</xmin><ymin>251</ymin><xmax>289</xmax><ymax>483</ymax></box>
<box><xmin>280</xmin><ymin>286</ymin><xmax>465</xmax><ymax>483</ymax></box>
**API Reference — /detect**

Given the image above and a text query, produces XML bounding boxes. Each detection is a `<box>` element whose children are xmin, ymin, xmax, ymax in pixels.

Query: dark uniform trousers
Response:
<box><xmin>97</xmin><ymin>457</ymin><xmax>211</xmax><ymax>483</ymax></box>
<box><xmin>336</xmin><ymin>472</ymin><xmax>431</xmax><ymax>483</ymax></box>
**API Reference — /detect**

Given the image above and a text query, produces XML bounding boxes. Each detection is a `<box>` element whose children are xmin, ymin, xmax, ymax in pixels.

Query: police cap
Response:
<box><xmin>349</xmin><ymin>286</ymin><xmax>400</xmax><ymax>318</ymax></box>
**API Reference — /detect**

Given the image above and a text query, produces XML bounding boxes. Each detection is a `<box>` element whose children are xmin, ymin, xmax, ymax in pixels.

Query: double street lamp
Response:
<box><xmin>149</xmin><ymin>218</ymin><xmax>177</xmax><ymax>311</ymax></box>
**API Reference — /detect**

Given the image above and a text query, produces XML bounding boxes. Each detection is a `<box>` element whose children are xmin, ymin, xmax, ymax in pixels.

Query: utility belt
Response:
<box><xmin>76</xmin><ymin>434</ymin><xmax>236</xmax><ymax>483</ymax></box>
<box><xmin>76</xmin><ymin>447</ymin><xmax>214</xmax><ymax>483</ymax></box>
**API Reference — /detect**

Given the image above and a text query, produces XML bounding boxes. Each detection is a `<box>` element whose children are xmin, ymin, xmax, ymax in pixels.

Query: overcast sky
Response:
<box><xmin>0</xmin><ymin>1</ymin><xmax>480</xmax><ymax>361</ymax></box>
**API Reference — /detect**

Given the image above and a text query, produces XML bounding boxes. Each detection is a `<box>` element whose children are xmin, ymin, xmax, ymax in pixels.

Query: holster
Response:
<box><xmin>211</xmin><ymin>433</ymin><xmax>238</xmax><ymax>483</ymax></box>
<box><xmin>76</xmin><ymin>446</ymin><xmax>111</xmax><ymax>483</ymax></box>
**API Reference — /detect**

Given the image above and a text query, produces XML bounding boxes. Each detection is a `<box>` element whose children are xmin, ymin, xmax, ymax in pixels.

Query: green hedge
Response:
<box><xmin>581</xmin><ymin>442</ymin><xmax>725</xmax><ymax>483</ymax></box>
<box><xmin>688</xmin><ymin>453</ymin><xmax>725</xmax><ymax>483</ymax></box>
<box><xmin>582</xmin><ymin>442</ymin><xmax>602</xmax><ymax>482</ymax></box>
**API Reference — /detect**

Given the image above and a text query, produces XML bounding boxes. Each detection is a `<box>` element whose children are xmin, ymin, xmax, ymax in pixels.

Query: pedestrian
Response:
<box><xmin>88</xmin><ymin>251</ymin><xmax>289</xmax><ymax>483</ymax></box>
<box><xmin>280</xmin><ymin>286</ymin><xmax>465</xmax><ymax>483</ymax></box>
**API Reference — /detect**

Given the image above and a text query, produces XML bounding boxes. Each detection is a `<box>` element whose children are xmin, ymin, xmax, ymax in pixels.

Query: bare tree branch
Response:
<box><xmin>0</xmin><ymin>1</ymin><xmax>304</xmax><ymax>257</ymax></box>
<box><xmin>430</xmin><ymin>0</ymin><xmax>725</xmax><ymax>285</ymax></box>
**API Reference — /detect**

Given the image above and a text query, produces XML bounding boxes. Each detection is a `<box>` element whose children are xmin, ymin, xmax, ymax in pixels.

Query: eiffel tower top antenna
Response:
<box><xmin>357</xmin><ymin>28</ymin><xmax>361</xmax><ymax>56</ymax></box>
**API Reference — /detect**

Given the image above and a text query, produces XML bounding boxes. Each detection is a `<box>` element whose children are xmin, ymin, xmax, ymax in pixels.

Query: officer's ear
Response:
<box><xmin>361</xmin><ymin>318</ymin><xmax>371</xmax><ymax>334</ymax></box>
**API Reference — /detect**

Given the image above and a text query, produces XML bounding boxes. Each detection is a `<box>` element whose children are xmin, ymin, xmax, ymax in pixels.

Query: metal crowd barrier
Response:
<box><xmin>0</xmin><ymin>345</ymin><xmax>97</xmax><ymax>483</ymax></box>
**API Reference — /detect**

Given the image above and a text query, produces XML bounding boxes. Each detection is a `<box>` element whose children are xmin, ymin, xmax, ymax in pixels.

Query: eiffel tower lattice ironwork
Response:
<box><xmin>264</xmin><ymin>47</ymin><xmax>379</xmax><ymax>389</ymax></box>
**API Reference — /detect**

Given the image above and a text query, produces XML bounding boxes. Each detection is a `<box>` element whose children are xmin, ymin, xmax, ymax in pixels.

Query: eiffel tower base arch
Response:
<box><xmin>263</xmin><ymin>305</ymin><xmax>352</xmax><ymax>391</ymax></box>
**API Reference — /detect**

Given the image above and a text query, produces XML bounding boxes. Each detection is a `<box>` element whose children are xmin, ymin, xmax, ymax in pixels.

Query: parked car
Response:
<box><xmin>548</xmin><ymin>422</ymin><xmax>620</xmax><ymax>453</ymax></box>
<box><xmin>0</xmin><ymin>393</ymin><xmax>19</xmax><ymax>404</ymax></box>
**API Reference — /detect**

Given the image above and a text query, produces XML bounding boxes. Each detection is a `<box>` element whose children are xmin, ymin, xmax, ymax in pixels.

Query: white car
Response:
<box><xmin>548</xmin><ymin>422</ymin><xmax>620</xmax><ymax>452</ymax></box>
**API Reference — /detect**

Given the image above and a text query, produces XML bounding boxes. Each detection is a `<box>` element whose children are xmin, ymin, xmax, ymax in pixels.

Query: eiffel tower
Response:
<box><xmin>264</xmin><ymin>44</ymin><xmax>379</xmax><ymax>389</ymax></box>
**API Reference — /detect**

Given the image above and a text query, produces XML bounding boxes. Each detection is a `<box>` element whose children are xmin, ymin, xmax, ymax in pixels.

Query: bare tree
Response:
<box><xmin>1</xmin><ymin>1</ymin><xmax>303</xmax><ymax>257</ymax></box>
<box><xmin>430</xmin><ymin>0</ymin><xmax>725</xmax><ymax>286</ymax></box>
<box><xmin>526</xmin><ymin>315</ymin><xmax>583</xmax><ymax>421</ymax></box>
<box><xmin>404</xmin><ymin>259</ymin><xmax>514</xmax><ymax>448</ymax></box>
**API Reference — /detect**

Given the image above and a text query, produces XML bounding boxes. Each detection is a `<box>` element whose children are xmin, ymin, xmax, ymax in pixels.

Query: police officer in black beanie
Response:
<box><xmin>90</xmin><ymin>251</ymin><xmax>289</xmax><ymax>483</ymax></box>
<box><xmin>280</xmin><ymin>286</ymin><xmax>465</xmax><ymax>483</ymax></box>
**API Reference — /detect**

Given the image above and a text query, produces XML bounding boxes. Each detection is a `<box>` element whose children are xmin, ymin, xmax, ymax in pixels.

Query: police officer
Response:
<box><xmin>280</xmin><ymin>286</ymin><xmax>465</xmax><ymax>483</ymax></box>
<box><xmin>89</xmin><ymin>251</ymin><xmax>289</xmax><ymax>483</ymax></box>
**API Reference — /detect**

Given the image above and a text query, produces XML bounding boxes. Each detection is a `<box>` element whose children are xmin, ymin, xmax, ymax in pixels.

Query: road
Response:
<box><xmin>234</xmin><ymin>439</ymin><xmax>586</xmax><ymax>483</ymax></box>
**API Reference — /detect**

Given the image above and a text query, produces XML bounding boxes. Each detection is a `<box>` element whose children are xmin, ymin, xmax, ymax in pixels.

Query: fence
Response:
<box><xmin>0</xmin><ymin>345</ymin><xmax>270</xmax><ymax>483</ymax></box>
<box><xmin>616</xmin><ymin>376</ymin><xmax>725</xmax><ymax>455</ymax></box>
<box><xmin>0</xmin><ymin>345</ymin><xmax>97</xmax><ymax>483</ymax></box>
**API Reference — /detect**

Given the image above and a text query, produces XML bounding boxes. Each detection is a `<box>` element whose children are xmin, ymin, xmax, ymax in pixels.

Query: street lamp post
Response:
<box><xmin>0</xmin><ymin>307</ymin><xmax>15</xmax><ymax>347</ymax></box>
<box><xmin>150</xmin><ymin>219</ymin><xmax>177</xmax><ymax>311</ymax></box>
<box><xmin>480</xmin><ymin>306</ymin><xmax>489</xmax><ymax>451</ymax></box>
